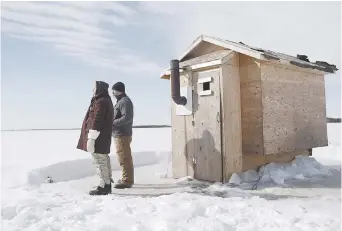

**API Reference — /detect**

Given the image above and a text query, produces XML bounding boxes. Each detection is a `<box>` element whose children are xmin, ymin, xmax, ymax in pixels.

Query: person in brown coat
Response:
<box><xmin>77</xmin><ymin>81</ymin><xmax>114</xmax><ymax>195</ymax></box>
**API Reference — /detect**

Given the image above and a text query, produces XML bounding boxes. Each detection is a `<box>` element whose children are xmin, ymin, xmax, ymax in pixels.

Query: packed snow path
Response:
<box><xmin>1</xmin><ymin>125</ymin><xmax>341</xmax><ymax>231</ymax></box>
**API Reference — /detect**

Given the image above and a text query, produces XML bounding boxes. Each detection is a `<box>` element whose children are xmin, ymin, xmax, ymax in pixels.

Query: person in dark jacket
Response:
<box><xmin>77</xmin><ymin>81</ymin><xmax>114</xmax><ymax>195</ymax></box>
<box><xmin>111</xmin><ymin>81</ymin><xmax>134</xmax><ymax>189</ymax></box>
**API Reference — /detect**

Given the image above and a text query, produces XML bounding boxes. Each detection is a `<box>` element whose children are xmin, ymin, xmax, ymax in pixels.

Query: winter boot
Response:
<box><xmin>89</xmin><ymin>183</ymin><xmax>112</xmax><ymax>195</ymax></box>
<box><xmin>114</xmin><ymin>180</ymin><xmax>133</xmax><ymax>189</ymax></box>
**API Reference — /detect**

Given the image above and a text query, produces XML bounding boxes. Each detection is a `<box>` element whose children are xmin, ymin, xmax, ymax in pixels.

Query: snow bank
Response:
<box><xmin>313</xmin><ymin>124</ymin><xmax>341</xmax><ymax>167</ymax></box>
<box><xmin>229</xmin><ymin>155</ymin><xmax>334</xmax><ymax>186</ymax></box>
<box><xmin>2</xmin><ymin>186</ymin><xmax>340</xmax><ymax>231</ymax></box>
<box><xmin>1</xmin><ymin>128</ymin><xmax>171</xmax><ymax>187</ymax></box>
<box><xmin>27</xmin><ymin>151</ymin><xmax>170</xmax><ymax>185</ymax></box>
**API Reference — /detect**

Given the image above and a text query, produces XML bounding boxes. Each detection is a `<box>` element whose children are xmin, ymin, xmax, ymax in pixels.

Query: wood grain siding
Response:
<box><xmin>260</xmin><ymin>64</ymin><xmax>328</xmax><ymax>155</ymax></box>
<box><xmin>220</xmin><ymin>52</ymin><xmax>243</xmax><ymax>181</ymax></box>
<box><xmin>180</xmin><ymin>50</ymin><xmax>231</xmax><ymax>68</ymax></box>
<box><xmin>171</xmin><ymin>68</ymin><xmax>224</xmax><ymax>181</ymax></box>
<box><xmin>243</xmin><ymin>150</ymin><xmax>310</xmax><ymax>171</ymax></box>
<box><xmin>182</xmin><ymin>41</ymin><xmax>225</xmax><ymax>61</ymax></box>
<box><xmin>192</xmin><ymin>69</ymin><xmax>222</xmax><ymax>182</ymax></box>
<box><xmin>239</xmin><ymin>54</ymin><xmax>264</xmax><ymax>155</ymax></box>
<box><xmin>171</xmin><ymin>72</ymin><xmax>194</xmax><ymax>178</ymax></box>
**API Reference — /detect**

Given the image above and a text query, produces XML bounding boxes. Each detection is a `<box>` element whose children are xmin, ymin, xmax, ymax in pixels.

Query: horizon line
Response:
<box><xmin>1</xmin><ymin>125</ymin><xmax>172</xmax><ymax>132</ymax></box>
<box><xmin>2</xmin><ymin>117</ymin><xmax>341</xmax><ymax>132</ymax></box>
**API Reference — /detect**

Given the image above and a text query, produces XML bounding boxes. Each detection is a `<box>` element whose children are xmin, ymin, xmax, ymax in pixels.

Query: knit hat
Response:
<box><xmin>112</xmin><ymin>81</ymin><xmax>125</xmax><ymax>93</ymax></box>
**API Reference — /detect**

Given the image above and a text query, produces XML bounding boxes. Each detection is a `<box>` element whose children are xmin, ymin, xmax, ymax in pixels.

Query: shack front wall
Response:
<box><xmin>192</xmin><ymin>69</ymin><xmax>222</xmax><ymax>181</ymax></box>
<box><xmin>260</xmin><ymin>63</ymin><xmax>328</xmax><ymax>155</ymax></box>
<box><xmin>171</xmin><ymin>68</ymin><xmax>223</xmax><ymax>181</ymax></box>
<box><xmin>171</xmin><ymin>72</ymin><xmax>193</xmax><ymax>178</ymax></box>
<box><xmin>239</xmin><ymin>54</ymin><xmax>264</xmax><ymax>155</ymax></box>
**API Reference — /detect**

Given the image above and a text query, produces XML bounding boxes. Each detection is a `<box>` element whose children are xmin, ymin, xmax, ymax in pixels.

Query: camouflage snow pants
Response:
<box><xmin>91</xmin><ymin>153</ymin><xmax>112</xmax><ymax>187</ymax></box>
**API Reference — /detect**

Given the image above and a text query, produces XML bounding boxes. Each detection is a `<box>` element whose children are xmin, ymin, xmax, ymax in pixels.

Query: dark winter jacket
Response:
<box><xmin>77</xmin><ymin>81</ymin><xmax>114</xmax><ymax>154</ymax></box>
<box><xmin>112</xmin><ymin>94</ymin><xmax>134</xmax><ymax>138</ymax></box>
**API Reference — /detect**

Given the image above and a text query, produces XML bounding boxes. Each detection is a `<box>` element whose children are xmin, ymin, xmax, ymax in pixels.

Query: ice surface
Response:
<box><xmin>1</xmin><ymin>125</ymin><xmax>341</xmax><ymax>231</ymax></box>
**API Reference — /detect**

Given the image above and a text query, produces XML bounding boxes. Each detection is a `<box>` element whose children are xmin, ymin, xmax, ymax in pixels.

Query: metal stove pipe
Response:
<box><xmin>170</xmin><ymin>59</ymin><xmax>187</xmax><ymax>106</ymax></box>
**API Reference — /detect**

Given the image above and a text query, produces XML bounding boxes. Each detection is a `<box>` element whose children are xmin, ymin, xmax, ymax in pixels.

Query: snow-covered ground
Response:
<box><xmin>1</xmin><ymin>124</ymin><xmax>341</xmax><ymax>231</ymax></box>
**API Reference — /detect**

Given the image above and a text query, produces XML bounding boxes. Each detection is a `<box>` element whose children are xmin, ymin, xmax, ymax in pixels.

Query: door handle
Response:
<box><xmin>192</xmin><ymin>157</ymin><xmax>197</xmax><ymax>165</ymax></box>
<box><xmin>216</xmin><ymin>112</ymin><xmax>220</xmax><ymax>123</ymax></box>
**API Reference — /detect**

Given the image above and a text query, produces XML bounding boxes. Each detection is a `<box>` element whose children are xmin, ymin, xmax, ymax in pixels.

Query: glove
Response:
<box><xmin>87</xmin><ymin>130</ymin><xmax>100</xmax><ymax>153</ymax></box>
<box><xmin>87</xmin><ymin>139</ymin><xmax>95</xmax><ymax>153</ymax></box>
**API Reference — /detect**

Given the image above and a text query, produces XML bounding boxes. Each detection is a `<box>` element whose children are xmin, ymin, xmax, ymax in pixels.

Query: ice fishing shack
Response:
<box><xmin>160</xmin><ymin>35</ymin><xmax>338</xmax><ymax>183</ymax></box>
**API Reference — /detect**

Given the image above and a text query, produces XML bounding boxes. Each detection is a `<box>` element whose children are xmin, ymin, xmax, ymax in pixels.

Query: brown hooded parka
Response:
<box><xmin>77</xmin><ymin>81</ymin><xmax>114</xmax><ymax>154</ymax></box>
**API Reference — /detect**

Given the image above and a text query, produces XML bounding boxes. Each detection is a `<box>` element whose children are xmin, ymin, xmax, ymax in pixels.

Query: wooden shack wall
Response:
<box><xmin>260</xmin><ymin>63</ymin><xmax>328</xmax><ymax>155</ymax></box>
<box><xmin>182</xmin><ymin>41</ymin><xmax>225</xmax><ymax>61</ymax></box>
<box><xmin>220</xmin><ymin>52</ymin><xmax>243</xmax><ymax>181</ymax></box>
<box><xmin>171</xmin><ymin>67</ymin><xmax>224</xmax><ymax>180</ymax></box>
<box><xmin>239</xmin><ymin>54</ymin><xmax>264</xmax><ymax>155</ymax></box>
<box><xmin>171</xmin><ymin>72</ymin><xmax>194</xmax><ymax>178</ymax></box>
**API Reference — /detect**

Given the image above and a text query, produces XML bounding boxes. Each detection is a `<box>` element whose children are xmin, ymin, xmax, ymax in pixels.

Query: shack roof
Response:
<box><xmin>160</xmin><ymin>35</ymin><xmax>338</xmax><ymax>79</ymax></box>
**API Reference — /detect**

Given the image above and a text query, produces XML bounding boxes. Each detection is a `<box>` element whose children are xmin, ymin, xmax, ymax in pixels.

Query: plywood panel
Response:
<box><xmin>182</xmin><ymin>41</ymin><xmax>225</xmax><ymax>61</ymax></box>
<box><xmin>171</xmin><ymin>72</ymin><xmax>194</xmax><ymax>178</ymax></box>
<box><xmin>240</xmin><ymin>54</ymin><xmax>258</xmax><ymax>66</ymax></box>
<box><xmin>180</xmin><ymin>50</ymin><xmax>231</xmax><ymax>68</ymax></box>
<box><xmin>220</xmin><ymin>52</ymin><xmax>243</xmax><ymax>182</ymax></box>
<box><xmin>184</xmin><ymin>72</ymin><xmax>195</xmax><ymax>177</ymax></box>
<box><xmin>243</xmin><ymin>150</ymin><xmax>310</xmax><ymax>171</ymax></box>
<box><xmin>239</xmin><ymin>54</ymin><xmax>263</xmax><ymax>155</ymax></box>
<box><xmin>192</xmin><ymin>69</ymin><xmax>222</xmax><ymax>182</ymax></box>
<box><xmin>261</xmin><ymin>64</ymin><xmax>328</xmax><ymax>155</ymax></box>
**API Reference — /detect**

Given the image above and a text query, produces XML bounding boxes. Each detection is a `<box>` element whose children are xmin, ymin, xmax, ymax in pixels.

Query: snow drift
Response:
<box><xmin>229</xmin><ymin>155</ymin><xmax>334</xmax><ymax>186</ymax></box>
<box><xmin>27</xmin><ymin>151</ymin><xmax>170</xmax><ymax>185</ymax></box>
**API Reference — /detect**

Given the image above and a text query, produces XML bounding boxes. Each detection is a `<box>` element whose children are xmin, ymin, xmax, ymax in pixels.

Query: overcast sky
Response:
<box><xmin>1</xmin><ymin>1</ymin><xmax>341</xmax><ymax>130</ymax></box>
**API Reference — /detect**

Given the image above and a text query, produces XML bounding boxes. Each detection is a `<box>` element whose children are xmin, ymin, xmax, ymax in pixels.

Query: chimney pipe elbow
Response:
<box><xmin>172</xmin><ymin>95</ymin><xmax>187</xmax><ymax>105</ymax></box>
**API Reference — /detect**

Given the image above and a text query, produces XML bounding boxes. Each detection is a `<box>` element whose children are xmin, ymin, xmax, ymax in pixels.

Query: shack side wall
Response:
<box><xmin>260</xmin><ymin>63</ymin><xmax>328</xmax><ymax>155</ymax></box>
<box><xmin>239</xmin><ymin>54</ymin><xmax>264</xmax><ymax>155</ymax></box>
<box><xmin>242</xmin><ymin>150</ymin><xmax>311</xmax><ymax>171</ymax></box>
